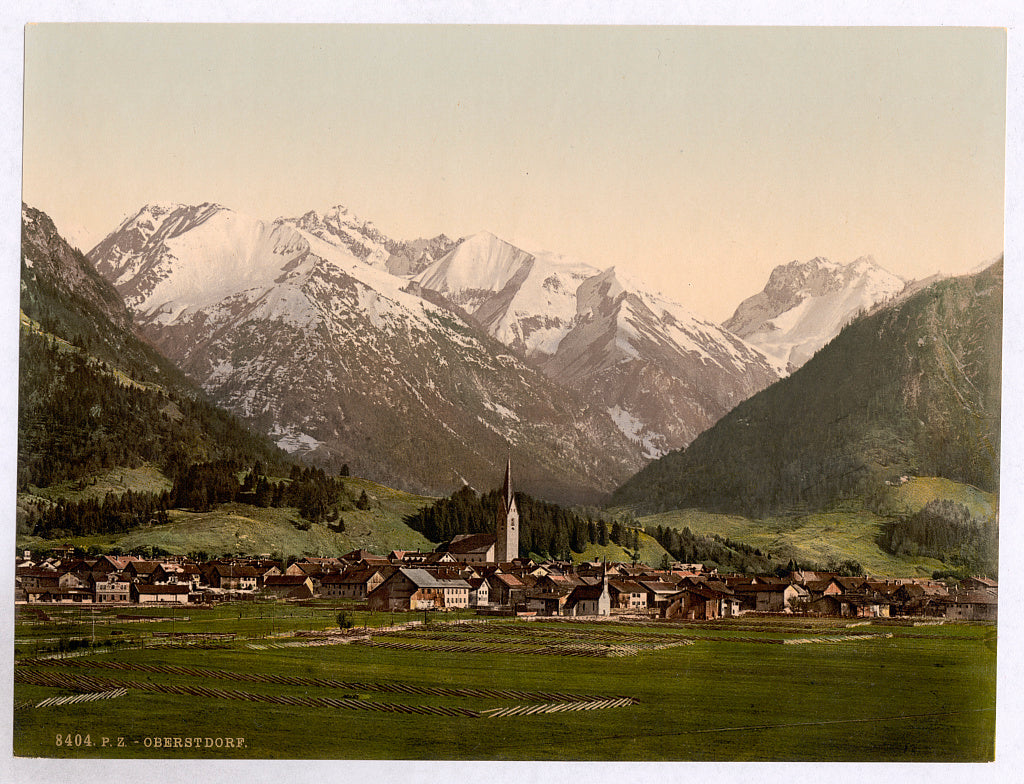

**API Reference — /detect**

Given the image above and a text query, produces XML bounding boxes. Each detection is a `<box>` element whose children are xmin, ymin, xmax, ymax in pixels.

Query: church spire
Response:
<box><xmin>502</xmin><ymin>446</ymin><xmax>513</xmax><ymax>508</ymax></box>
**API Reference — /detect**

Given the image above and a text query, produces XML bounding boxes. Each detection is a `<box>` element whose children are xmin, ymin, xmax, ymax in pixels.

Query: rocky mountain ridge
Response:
<box><xmin>724</xmin><ymin>255</ymin><xmax>907</xmax><ymax>371</ymax></box>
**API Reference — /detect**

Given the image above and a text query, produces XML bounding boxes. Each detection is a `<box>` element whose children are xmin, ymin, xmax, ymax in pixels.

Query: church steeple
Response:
<box><xmin>496</xmin><ymin>447</ymin><xmax>519</xmax><ymax>563</ymax></box>
<box><xmin>502</xmin><ymin>452</ymin><xmax>513</xmax><ymax>509</ymax></box>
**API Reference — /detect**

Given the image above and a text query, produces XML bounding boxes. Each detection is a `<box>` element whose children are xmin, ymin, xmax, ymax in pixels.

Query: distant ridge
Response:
<box><xmin>413</xmin><ymin>232</ymin><xmax>782</xmax><ymax>456</ymax></box>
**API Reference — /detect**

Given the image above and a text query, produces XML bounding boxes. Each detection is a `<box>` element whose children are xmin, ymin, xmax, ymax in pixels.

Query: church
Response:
<box><xmin>437</xmin><ymin>454</ymin><xmax>518</xmax><ymax>565</ymax></box>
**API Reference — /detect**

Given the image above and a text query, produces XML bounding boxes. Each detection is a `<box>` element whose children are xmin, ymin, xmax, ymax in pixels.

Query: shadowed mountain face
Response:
<box><xmin>89</xmin><ymin>204</ymin><xmax>646</xmax><ymax>504</ymax></box>
<box><xmin>612</xmin><ymin>260</ymin><xmax>1002</xmax><ymax>518</ymax></box>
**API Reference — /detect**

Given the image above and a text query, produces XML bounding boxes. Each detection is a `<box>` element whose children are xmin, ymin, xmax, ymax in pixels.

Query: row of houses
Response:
<box><xmin>14</xmin><ymin>547</ymin><xmax>997</xmax><ymax>621</ymax></box>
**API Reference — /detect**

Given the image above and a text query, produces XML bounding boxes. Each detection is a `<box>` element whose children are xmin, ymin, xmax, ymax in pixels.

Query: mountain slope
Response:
<box><xmin>18</xmin><ymin>204</ymin><xmax>288</xmax><ymax>491</ymax></box>
<box><xmin>724</xmin><ymin>256</ymin><xmax>907</xmax><ymax>371</ymax></box>
<box><xmin>540</xmin><ymin>266</ymin><xmax>783</xmax><ymax>457</ymax></box>
<box><xmin>612</xmin><ymin>259</ymin><xmax>1002</xmax><ymax>517</ymax></box>
<box><xmin>413</xmin><ymin>233</ymin><xmax>782</xmax><ymax>456</ymax></box>
<box><xmin>89</xmin><ymin>204</ymin><xmax>645</xmax><ymax>504</ymax></box>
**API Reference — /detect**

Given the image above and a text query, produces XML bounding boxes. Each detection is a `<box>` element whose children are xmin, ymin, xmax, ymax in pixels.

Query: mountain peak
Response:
<box><xmin>725</xmin><ymin>255</ymin><xmax>906</xmax><ymax>371</ymax></box>
<box><xmin>414</xmin><ymin>231</ymin><xmax>535</xmax><ymax>301</ymax></box>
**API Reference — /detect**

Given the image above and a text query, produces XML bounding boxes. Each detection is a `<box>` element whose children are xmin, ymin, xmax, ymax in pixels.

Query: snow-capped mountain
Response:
<box><xmin>385</xmin><ymin>234</ymin><xmax>461</xmax><ymax>278</ymax></box>
<box><xmin>89</xmin><ymin>203</ymin><xmax>645</xmax><ymax>503</ymax></box>
<box><xmin>412</xmin><ymin>234</ymin><xmax>783</xmax><ymax>457</ymax></box>
<box><xmin>540</xmin><ymin>266</ymin><xmax>783</xmax><ymax>458</ymax></box>
<box><xmin>724</xmin><ymin>256</ymin><xmax>907</xmax><ymax>371</ymax></box>
<box><xmin>410</xmin><ymin>232</ymin><xmax>597</xmax><ymax>358</ymax></box>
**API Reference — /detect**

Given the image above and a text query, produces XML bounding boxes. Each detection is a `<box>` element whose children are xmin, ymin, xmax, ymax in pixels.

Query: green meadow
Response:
<box><xmin>13</xmin><ymin>604</ymin><xmax>995</xmax><ymax>762</ymax></box>
<box><xmin>630</xmin><ymin>476</ymin><xmax>998</xmax><ymax>578</ymax></box>
<box><xmin>17</xmin><ymin>475</ymin><xmax>438</xmax><ymax>559</ymax></box>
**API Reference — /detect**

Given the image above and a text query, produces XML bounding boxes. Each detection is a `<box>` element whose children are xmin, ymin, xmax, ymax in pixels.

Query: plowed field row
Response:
<box><xmin>14</xmin><ymin>667</ymin><xmax>637</xmax><ymax>719</ymax></box>
<box><xmin>15</xmin><ymin>658</ymin><xmax>614</xmax><ymax>702</ymax></box>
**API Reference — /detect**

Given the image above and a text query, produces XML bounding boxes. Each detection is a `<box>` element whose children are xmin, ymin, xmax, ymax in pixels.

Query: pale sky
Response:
<box><xmin>22</xmin><ymin>24</ymin><xmax>1006</xmax><ymax>321</ymax></box>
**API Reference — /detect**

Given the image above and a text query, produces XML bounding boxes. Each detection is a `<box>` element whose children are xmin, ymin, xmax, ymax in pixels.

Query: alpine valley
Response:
<box><xmin>87</xmin><ymin>202</ymin><xmax>784</xmax><ymax>501</ymax></box>
<box><xmin>17</xmin><ymin>200</ymin><xmax>1001</xmax><ymax>577</ymax></box>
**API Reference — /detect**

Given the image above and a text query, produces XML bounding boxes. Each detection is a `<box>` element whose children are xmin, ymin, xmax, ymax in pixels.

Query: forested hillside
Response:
<box><xmin>611</xmin><ymin>261</ymin><xmax>1002</xmax><ymax>517</ymax></box>
<box><xmin>18</xmin><ymin>204</ymin><xmax>289</xmax><ymax>492</ymax></box>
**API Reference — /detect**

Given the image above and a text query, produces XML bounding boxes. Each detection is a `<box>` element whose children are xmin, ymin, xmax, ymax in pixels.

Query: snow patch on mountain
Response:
<box><xmin>482</xmin><ymin>399</ymin><xmax>520</xmax><ymax>422</ymax></box>
<box><xmin>607</xmin><ymin>405</ymin><xmax>664</xmax><ymax>459</ymax></box>
<box><xmin>283</xmin><ymin>205</ymin><xmax>392</xmax><ymax>269</ymax></box>
<box><xmin>270</xmin><ymin>424</ymin><xmax>324</xmax><ymax>454</ymax></box>
<box><xmin>416</xmin><ymin>231</ymin><xmax>532</xmax><ymax>296</ymax></box>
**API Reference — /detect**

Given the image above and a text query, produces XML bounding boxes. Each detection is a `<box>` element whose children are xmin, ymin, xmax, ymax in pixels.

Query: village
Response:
<box><xmin>14</xmin><ymin>459</ymin><xmax>998</xmax><ymax>623</ymax></box>
<box><xmin>13</xmin><ymin>539</ymin><xmax>997</xmax><ymax>623</ymax></box>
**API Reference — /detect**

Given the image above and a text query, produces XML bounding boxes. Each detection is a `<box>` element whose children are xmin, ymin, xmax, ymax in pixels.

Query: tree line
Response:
<box><xmin>879</xmin><ymin>499</ymin><xmax>997</xmax><ymax>573</ymax></box>
<box><xmin>26</xmin><ymin>460</ymin><xmax>361</xmax><ymax>540</ymax></box>
<box><xmin>404</xmin><ymin>485</ymin><xmax>639</xmax><ymax>559</ymax></box>
<box><xmin>646</xmin><ymin>524</ymin><xmax>775</xmax><ymax>574</ymax></box>
<box><xmin>27</xmin><ymin>489</ymin><xmax>171</xmax><ymax>539</ymax></box>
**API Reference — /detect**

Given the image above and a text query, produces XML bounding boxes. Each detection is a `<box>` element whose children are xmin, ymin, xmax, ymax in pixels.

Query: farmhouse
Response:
<box><xmin>486</xmin><ymin>572</ymin><xmax>526</xmax><ymax>607</ymax></box>
<box><xmin>563</xmin><ymin>579</ymin><xmax>611</xmax><ymax>617</ymax></box>
<box><xmin>367</xmin><ymin>568</ymin><xmax>472</xmax><ymax>611</ymax></box>
<box><xmin>132</xmin><ymin>584</ymin><xmax>190</xmax><ymax>604</ymax></box>
<box><xmin>204</xmin><ymin>563</ymin><xmax>258</xmax><ymax>591</ymax></box>
<box><xmin>944</xmin><ymin>589</ymin><xmax>998</xmax><ymax>621</ymax></box>
<box><xmin>439</xmin><ymin>533</ymin><xmax>496</xmax><ymax>564</ymax></box>
<box><xmin>608</xmin><ymin>579</ymin><xmax>649</xmax><ymax>611</ymax></box>
<box><xmin>525</xmin><ymin>589</ymin><xmax>569</xmax><ymax>616</ymax></box>
<box><xmin>637</xmin><ymin>579</ymin><xmax>680</xmax><ymax>615</ymax></box>
<box><xmin>467</xmin><ymin>577</ymin><xmax>490</xmax><ymax>607</ymax></box>
<box><xmin>261</xmin><ymin>575</ymin><xmax>315</xmax><ymax>600</ymax></box>
<box><xmin>665</xmin><ymin>577</ymin><xmax>739</xmax><ymax>620</ymax></box>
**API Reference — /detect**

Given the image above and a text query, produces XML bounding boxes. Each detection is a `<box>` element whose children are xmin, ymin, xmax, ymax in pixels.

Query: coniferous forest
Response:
<box><xmin>878</xmin><ymin>499</ymin><xmax>997</xmax><ymax>574</ymax></box>
<box><xmin>24</xmin><ymin>460</ymin><xmax>356</xmax><ymax>539</ymax></box>
<box><xmin>612</xmin><ymin>262</ymin><xmax>1002</xmax><ymax>518</ymax></box>
<box><xmin>18</xmin><ymin>329</ymin><xmax>288</xmax><ymax>491</ymax></box>
<box><xmin>404</xmin><ymin>485</ymin><xmax>640</xmax><ymax>559</ymax></box>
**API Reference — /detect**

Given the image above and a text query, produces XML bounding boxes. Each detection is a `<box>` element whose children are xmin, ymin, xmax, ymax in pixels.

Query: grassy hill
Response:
<box><xmin>638</xmin><ymin>507</ymin><xmax>945</xmax><ymax>578</ymax></box>
<box><xmin>877</xmin><ymin>476</ymin><xmax>997</xmax><ymax>520</ymax></box>
<box><xmin>17</xmin><ymin>476</ymin><xmax>438</xmax><ymax>559</ymax></box>
<box><xmin>628</xmin><ymin>475</ymin><xmax>995</xmax><ymax>578</ymax></box>
<box><xmin>570</xmin><ymin>529</ymin><xmax>672</xmax><ymax>567</ymax></box>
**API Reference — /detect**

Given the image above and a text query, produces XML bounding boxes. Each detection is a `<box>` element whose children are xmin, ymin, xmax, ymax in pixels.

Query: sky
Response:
<box><xmin>20</xmin><ymin>24</ymin><xmax>1006</xmax><ymax>322</ymax></box>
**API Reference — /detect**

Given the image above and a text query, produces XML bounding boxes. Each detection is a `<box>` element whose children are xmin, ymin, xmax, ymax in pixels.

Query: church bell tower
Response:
<box><xmin>496</xmin><ymin>452</ymin><xmax>519</xmax><ymax>563</ymax></box>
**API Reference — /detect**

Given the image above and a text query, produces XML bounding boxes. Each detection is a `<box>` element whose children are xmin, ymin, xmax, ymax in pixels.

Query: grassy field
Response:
<box><xmin>640</xmin><ymin>506</ymin><xmax>948</xmax><ymax>577</ymax></box>
<box><xmin>629</xmin><ymin>476</ymin><xmax>997</xmax><ymax>577</ymax></box>
<box><xmin>13</xmin><ymin>604</ymin><xmax>995</xmax><ymax>761</ymax></box>
<box><xmin>572</xmin><ymin>530</ymin><xmax>671</xmax><ymax>566</ymax></box>
<box><xmin>25</xmin><ymin>464</ymin><xmax>174</xmax><ymax>504</ymax></box>
<box><xmin>884</xmin><ymin>476</ymin><xmax>998</xmax><ymax>521</ymax></box>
